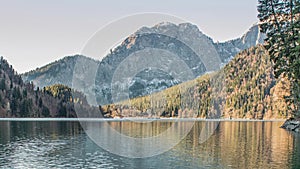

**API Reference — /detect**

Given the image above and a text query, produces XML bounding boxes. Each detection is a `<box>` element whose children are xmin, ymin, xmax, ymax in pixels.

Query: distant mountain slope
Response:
<box><xmin>0</xmin><ymin>57</ymin><xmax>97</xmax><ymax>117</ymax></box>
<box><xmin>22</xmin><ymin>22</ymin><xmax>265</xmax><ymax>105</ymax></box>
<box><xmin>22</xmin><ymin>55</ymin><xmax>100</xmax><ymax>88</ymax></box>
<box><xmin>102</xmin><ymin>45</ymin><xmax>294</xmax><ymax>119</ymax></box>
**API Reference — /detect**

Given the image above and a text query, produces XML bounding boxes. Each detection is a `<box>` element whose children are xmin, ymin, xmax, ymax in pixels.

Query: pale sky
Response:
<box><xmin>0</xmin><ymin>0</ymin><xmax>259</xmax><ymax>73</ymax></box>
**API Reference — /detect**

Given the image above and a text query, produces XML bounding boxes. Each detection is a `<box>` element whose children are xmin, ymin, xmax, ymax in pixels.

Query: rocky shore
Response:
<box><xmin>281</xmin><ymin>118</ymin><xmax>300</xmax><ymax>132</ymax></box>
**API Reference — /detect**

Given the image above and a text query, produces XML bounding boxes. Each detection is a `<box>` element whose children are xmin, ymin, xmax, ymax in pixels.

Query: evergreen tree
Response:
<box><xmin>58</xmin><ymin>102</ymin><xmax>67</xmax><ymax>117</ymax></box>
<box><xmin>20</xmin><ymin>100</ymin><xmax>30</xmax><ymax>117</ymax></box>
<box><xmin>38</xmin><ymin>97</ymin><xmax>43</xmax><ymax>108</ymax></box>
<box><xmin>258</xmin><ymin>0</ymin><xmax>300</xmax><ymax>116</ymax></box>
<box><xmin>0</xmin><ymin>79</ymin><xmax>6</xmax><ymax>91</ymax></box>
<box><xmin>22</xmin><ymin>89</ymin><xmax>27</xmax><ymax>97</ymax></box>
<box><xmin>42</xmin><ymin>106</ymin><xmax>50</xmax><ymax>117</ymax></box>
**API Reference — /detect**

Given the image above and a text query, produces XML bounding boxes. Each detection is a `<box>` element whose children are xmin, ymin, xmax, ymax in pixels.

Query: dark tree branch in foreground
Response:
<box><xmin>258</xmin><ymin>0</ymin><xmax>300</xmax><ymax>116</ymax></box>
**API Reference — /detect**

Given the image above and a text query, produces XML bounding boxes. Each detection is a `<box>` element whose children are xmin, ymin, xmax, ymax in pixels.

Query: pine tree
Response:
<box><xmin>0</xmin><ymin>79</ymin><xmax>6</xmax><ymax>91</ymax></box>
<box><xmin>258</xmin><ymin>0</ymin><xmax>300</xmax><ymax>116</ymax></box>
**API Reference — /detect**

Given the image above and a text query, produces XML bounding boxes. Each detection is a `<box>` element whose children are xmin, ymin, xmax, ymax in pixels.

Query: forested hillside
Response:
<box><xmin>0</xmin><ymin>57</ymin><xmax>97</xmax><ymax>117</ymax></box>
<box><xmin>101</xmin><ymin>45</ymin><xmax>295</xmax><ymax>119</ymax></box>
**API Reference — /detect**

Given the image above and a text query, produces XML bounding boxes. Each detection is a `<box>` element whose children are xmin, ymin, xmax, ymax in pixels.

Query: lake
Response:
<box><xmin>0</xmin><ymin>120</ymin><xmax>299</xmax><ymax>169</ymax></box>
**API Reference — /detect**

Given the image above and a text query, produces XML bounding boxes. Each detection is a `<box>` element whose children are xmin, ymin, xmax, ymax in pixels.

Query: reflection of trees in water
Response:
<box><xmin>0</xmin><ymin>121</ymin><xmax>299</xmax><ymax>168</ymax></box>
<box><xmin>0</xmin><ymin>121</ymin><xmax>84</xmax><ymax>144</ymax></box>
<box><xmin>174</xmin><ymin>121</ymin><xmax>296</xmax><ymax>168</ymax></box>
<box><xmin>0</xmin><ymin>121</ymin><xmax>11</xmax><ymax>143</ymax></box>
<box><xmin>108</xmin><ymin>121</ymin><xmax>173</xmax><ymax>138</ymax></box>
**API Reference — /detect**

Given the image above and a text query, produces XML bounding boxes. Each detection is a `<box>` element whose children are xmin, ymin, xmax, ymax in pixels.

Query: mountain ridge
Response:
<box><xmin>101</xmin><ymin>45</ymin><xmax>294</xmax><ymax>119</ymax></box>
<box><xmin>22</xmin><ymin>22</ymin><xmax>266</xmax><ymax>105</ymax></box>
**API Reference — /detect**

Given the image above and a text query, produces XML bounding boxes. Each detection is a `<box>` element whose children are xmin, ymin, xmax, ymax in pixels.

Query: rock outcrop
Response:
<box><xmin>281</xmin><ymin>118</ymin><xmax>300</xmax><ymax>132</ymax></box>
<box><xmin>215</xmin><ymin>24</ymin><xmax>266</xmax><ymax>63</ymax></box>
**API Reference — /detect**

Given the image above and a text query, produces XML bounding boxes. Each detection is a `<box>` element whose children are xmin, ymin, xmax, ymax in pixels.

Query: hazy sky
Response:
<box><xmin>0</xmin><ymin>0</ymin><xmax>259</xmax><ymax>73</ymax></box>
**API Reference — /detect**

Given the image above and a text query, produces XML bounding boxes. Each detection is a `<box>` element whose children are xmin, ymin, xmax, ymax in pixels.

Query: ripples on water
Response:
<box><xmin>0</xmin><ymin>121</ymin><xmax>299</xmax><ymax>169</ymax></box>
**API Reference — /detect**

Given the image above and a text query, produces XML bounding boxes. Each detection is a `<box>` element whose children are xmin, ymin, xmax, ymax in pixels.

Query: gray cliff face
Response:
<box><xmin>94</xmin><ymin>22</ymin><xmax>214</xmax><ymax>104</ymax></box>
<box><xmin>22</xmin><ymin>23</ymin><xmax>266</xmax><ymax>105</ymax></box>
<box><xmin>129</xmin><ymin>68</ymin><xmax>179</xmax><ymax>98</ymax></box>
<box><xmin>215</xmin><ymin>24</ymin><xmax>266</xmax><ymax>63</ymax></box>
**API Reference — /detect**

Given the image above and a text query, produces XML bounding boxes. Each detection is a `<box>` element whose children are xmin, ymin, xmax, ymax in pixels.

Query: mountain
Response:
<box><xmin>22</xmin><ymin>22</ymin><xmax>265</xmax><ymax>105</ymax></box>
<box><xmin>101</xmin><ymin>45</ymin><xmax>295</xmax><ymax>119</ymax></box>
<box><xmin>22</xmin><ymin>55</ymin><xmax>100</xmax><ymax>89</ymax></box>
<box><xmin>215</xmin><ymin>24</ymin><xmax>266</xmax><ymax>63</ymax></box>
<box><xmin>0</xmin><ymin>57</ymin><xmax>97</xmax><ymax>117</ymax></box>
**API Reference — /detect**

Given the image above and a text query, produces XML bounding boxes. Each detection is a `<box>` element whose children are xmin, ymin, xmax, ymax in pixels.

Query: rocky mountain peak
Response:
<box><xmin>215</xmin><ymin>23</ymin><xmax>266</xmax><ymax>63</ymax></box>
<box><xmin>136</xmin><ymin>22</ymin><xmax>205</xmax><ymax>39</ymax></box>
<box><xmin>22</xmin><ymin>22</ymin><xmax>266</xmax><ymax>105</ymax></box>
<box><xmin>240</xmin><ymin>24</ymin><xmax>266</xmax><ymax>48</ymax></box>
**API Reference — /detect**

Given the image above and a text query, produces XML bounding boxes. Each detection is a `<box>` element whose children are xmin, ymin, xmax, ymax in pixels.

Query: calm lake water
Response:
<box><xmin>0</xmin><ymin>120</ymin><xmax>299</xmax><ymax>169</ymax></box>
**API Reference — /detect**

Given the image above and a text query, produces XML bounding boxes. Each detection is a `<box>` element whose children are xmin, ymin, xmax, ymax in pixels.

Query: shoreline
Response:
<box><xmin>0</xmin><ymin>118</ymin><xmax>286</xmax><ymax>122</ymax></box>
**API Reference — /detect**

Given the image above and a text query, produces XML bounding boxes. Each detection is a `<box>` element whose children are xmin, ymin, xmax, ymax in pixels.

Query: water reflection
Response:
<box><xmin>81</xmin><ymin>120</ymin><xmax>196</xmax><ymax>158</ymax></box>
<box><xmin>0</xmin><ymin>121</ymin><xmax>299</xmax><ymax>168</ymax></box>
